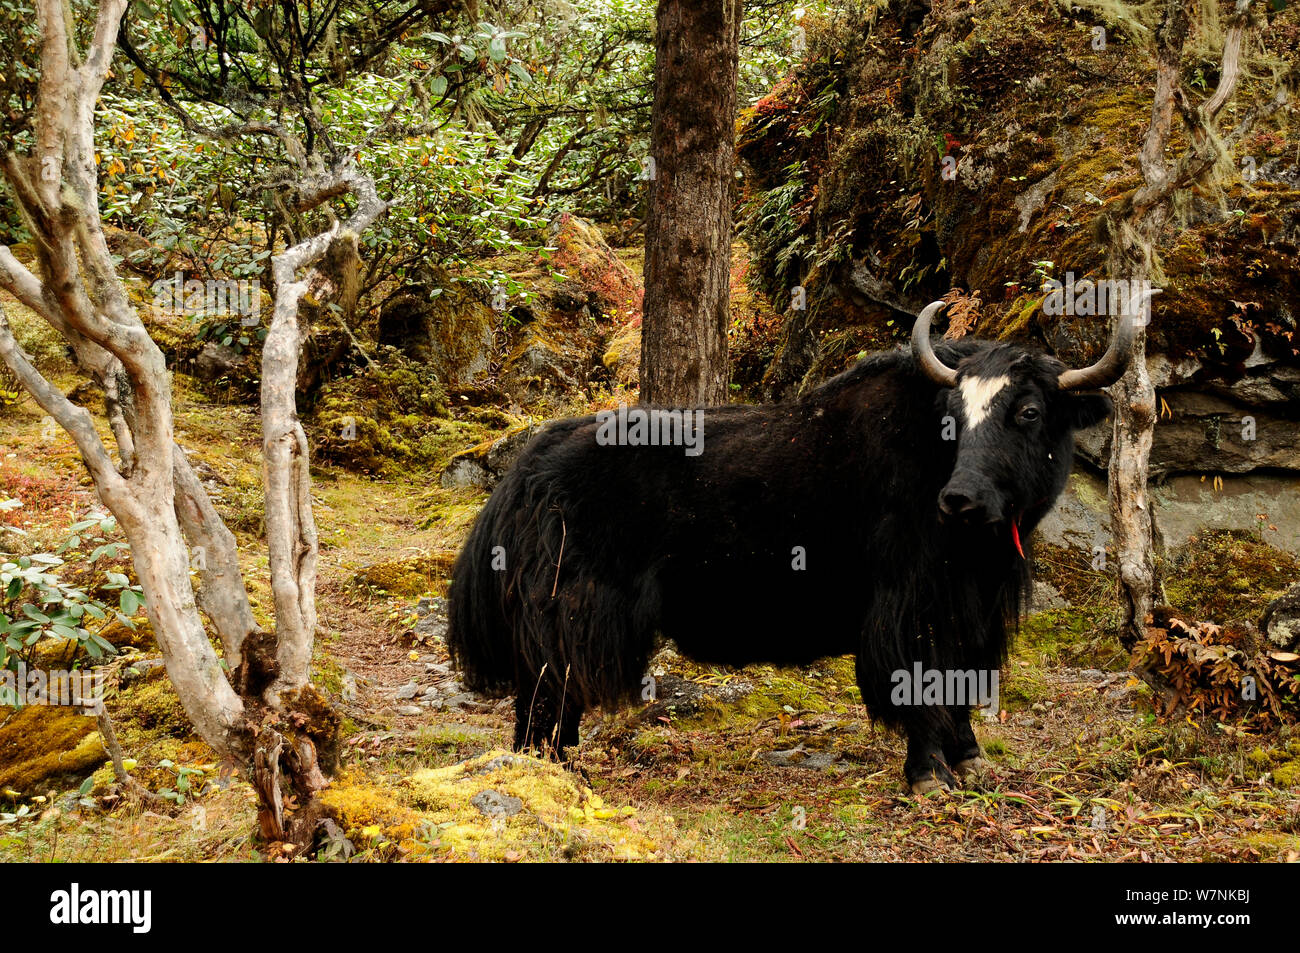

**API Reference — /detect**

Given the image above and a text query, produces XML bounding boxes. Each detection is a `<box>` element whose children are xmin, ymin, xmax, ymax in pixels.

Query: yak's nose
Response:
<box><xmin>939</xmin><ymin>488</ymin><xmax>984</xmax><ymax>522</ymax></box>
<box><xmin>938</xmin><ymin>482</ymin><xmax>999</xmax><ymax>525</ymax></box>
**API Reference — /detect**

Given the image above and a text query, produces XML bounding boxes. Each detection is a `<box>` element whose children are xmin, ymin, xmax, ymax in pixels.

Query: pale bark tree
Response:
<box><xmin>0</xmin><ymin>0</ymin><xmax>387</xmax><ymax>843</ymax></box>
<box><xmin>1106</xmin><ymin>0</ymin><xmax>1289</xmax><ymax>647</ymax></box>
<box><xmin>640</xmin><ymin>0</ymin><xmax>743</xmax><ymax>406</ymax></box>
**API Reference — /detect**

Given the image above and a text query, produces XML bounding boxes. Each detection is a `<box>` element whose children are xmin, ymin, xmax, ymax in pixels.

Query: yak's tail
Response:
<box><xmin>447</xmin><ymin>455</ymin><xmax>660</xmax><ymax>708</ymax></box>
<box><xmin>446</xmin><ymin>481</ymin><xmax>518</xmax><ymax>697</ymax></box>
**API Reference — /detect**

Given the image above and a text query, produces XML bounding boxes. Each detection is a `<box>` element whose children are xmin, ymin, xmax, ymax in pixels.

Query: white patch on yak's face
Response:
<box><xmin>959</xmin><ymin>374</ymin><xmax>1011</xmax><ymax>429</ymax></box>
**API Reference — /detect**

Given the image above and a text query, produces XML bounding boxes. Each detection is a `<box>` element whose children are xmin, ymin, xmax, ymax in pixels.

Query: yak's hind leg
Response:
<box><xmin>513</xmin><ymin>677</ymin><xmax>584</xmax><ymax>759</ymax></box>
<box><xmin>511</xmin><ymin>574</ymin><xmax>659</xmax><ymax>761</ymax></box>
<box><xmin>942</xmin><ymin>705</ymin><xmax>990</xmax><ymax>782</ymax></box>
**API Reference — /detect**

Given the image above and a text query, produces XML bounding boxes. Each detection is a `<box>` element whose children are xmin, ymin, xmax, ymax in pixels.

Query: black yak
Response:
<box><xmin>448</xmin><ymin>301</ymin><xmax>1134</xmax><ymax>792</ymax></box>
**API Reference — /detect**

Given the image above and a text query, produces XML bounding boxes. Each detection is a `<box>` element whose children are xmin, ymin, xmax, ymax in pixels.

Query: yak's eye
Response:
<box><xmin>1016</xmin><ymin>405</ymin><xmax>1041</xmax><ymax>425</ymax></box>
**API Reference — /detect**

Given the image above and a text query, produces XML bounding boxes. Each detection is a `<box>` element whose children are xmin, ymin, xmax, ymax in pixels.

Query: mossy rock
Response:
<box><xmin>311</xmin><ymin>354</ymin><xmax>510</xmax><ymax>475</ymax></box>
<box><xmin>736</xmin><ymin>0</ymin><xmax>1300</xmax><ymax>396</ymax></box>
<box><xmin>0</xmin><ymin>706</ymin><xmax>105</xmax><ymax>793</ymax></box>
<box><xmin>1164</xmin><ymin>530</ymin><xmax>1300</xmax><ymax>622</ymax></box>
<box><xmin>441</xmin><ymin>423</ymin><xmax>544</xmax><ymax>490</ymax></box>
<box><xmin>319</xmin><ymin>773</ymin><xmax>429</xmax><ymax>856</ymax></box>
<box><xmin>401</xmin><ymin>749</ymin><xmax>664</xmax><ymax>861</ymax></box>
<box><xmin>376</xmin><ymin>265</ymin><xmax>496</xmax><ymax>386</ymax></box>
<box><xmin>601</xmin><ymin>319</ymin><xmax>642</xmax><ymax>390</ymax></box>
<box><xmin>320</xmin><ymin>750</ymin><xmax>683</xmax><ymax>861</ymax></box>
<box><xmin>116</xmin><ymin>667</ymin><xmax>196</xmax><ymax>739</ymax></box>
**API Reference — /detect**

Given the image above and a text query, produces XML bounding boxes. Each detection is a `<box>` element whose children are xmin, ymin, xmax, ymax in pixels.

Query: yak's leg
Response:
<box><xmin>513</xmin><ymin>683</ymin><xmax>584</xmax><ymax>760</ymax></box>
<box><xmin>902</xmin><ymin>712</ymin><xmax>958</xmax><ymax>795</ymax></box>
<box><xmin>942</xmin><ymin>706</ymin><xmax>989</xmax><ymax>782</ymax></box>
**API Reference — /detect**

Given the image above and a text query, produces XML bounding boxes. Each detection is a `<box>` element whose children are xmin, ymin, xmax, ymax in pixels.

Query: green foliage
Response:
<box><xmin>0</xmin><ymin>502</ymin><xmax>145</xmax><ymax>684</ymax></box>
<box><xmin>154</xmin><ymin>759</ymin><xmax>204</xmax><ymax>805</ymax></box>
<box><xmin>741</xmin><ymin>162</ymin><xmax>810</xmax><ymax>300</ymax></box>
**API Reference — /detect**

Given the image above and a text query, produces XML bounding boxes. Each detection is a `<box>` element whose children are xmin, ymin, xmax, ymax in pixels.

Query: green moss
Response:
<box><xmin>999</xmin><ymin>668</ymin><xmax>1051</xmax><ymax>709</ymax></box>
<box><xmin>1272</xmin><ymin>760</ymin><xmax>1300</xmax><ymax>788</ymax></box>
<box><xmin>675</xmin><ymin>657</ymin><xmax>859</xmax><ymax>730</ymax></box>
<box><xmin>1248</xmin><ymin>745</ymin><xmax>1272</xmax><ymax>767</ymax></box>
<box><xmin>311</xmin><ymin>354</ymin><xmax>495</xmax><ymax>475</ymax></box>
<box><xmin>1164</xmin><ymin>530</ymin><xmax>1299</xmax><ymax>622</ymax></box>
<box><xmin>120</xmin><ymin>674</ymin><xmax>193</xmax><ymax>738</ymax></box>
<box><xmin>0</xmin><ymin>707</ymin><xmax>104</xmax><ymax>793</ymax></box>
<box><xmin>1242</xmin><ymin>832</ymin><xmax>1300</xmax><ymax>859</ymax></box>
<box><xmin>353</xmin><ymin>550</ymin><xmax>457</xmax><ymax>597</ymax></box>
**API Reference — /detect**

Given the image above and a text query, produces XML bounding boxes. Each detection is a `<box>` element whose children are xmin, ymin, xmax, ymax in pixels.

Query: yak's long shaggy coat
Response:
<box><xmin>448</xmin><ymin>337</ymin><xmax>1108</xmax><ymax>788</ymax></box>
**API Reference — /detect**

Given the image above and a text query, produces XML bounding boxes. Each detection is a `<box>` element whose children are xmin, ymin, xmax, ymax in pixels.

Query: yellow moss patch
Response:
<box><xmin>319</xmin><ymin>773</ymin><xmax>428</xmax><ymax>854</ymax></box>
<box><xmin>119</xmin><ymin>672</ymin><xmax>193</xmax><ymax>738</ymax></box>
<box><xmin>601</xmin><ymin>320</ymin><xmax>641</xmax><ymax>389</ymax></box>
<box><xmin>1242</xmin><ymin>832</ymin><xmax>1300</xmax><ymax>860</ymax></box>
<box><xmin>0</xmin><ymin>707</ymin><xmax>105</xmax><ymax>792</ymax></box>
<box><xmin>413</xmin><ymin>491</ymin><xmax>487</xmax><ymax>544</ymax></box>
<box><xmin>352</xmin><ymin>550</ymin><xmax>458</xmax><ymax>597</ymax></box>
<box><xmin>402</xmin><ymin>749</ymin><xmax>667</xmax><ymax>861</ymax></box>
<box><xmin>1272</xmin><ymin>759</ymin><xmax>1300</xmax><ymax>789</ymax></box>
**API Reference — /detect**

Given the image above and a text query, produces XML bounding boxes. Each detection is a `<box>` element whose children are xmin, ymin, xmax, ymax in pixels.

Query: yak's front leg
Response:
<box><xmin>902</xmin><ymin>712</ymin><xmax>958</xmax><ymax>795</ymax></box>
<box><xmin>942</xmin><ymin>705</ymin><xmax>990</xmax><ymax>782</ymax></box>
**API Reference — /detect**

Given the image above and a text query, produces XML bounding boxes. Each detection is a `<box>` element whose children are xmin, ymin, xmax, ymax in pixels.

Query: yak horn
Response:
<box><xmin>911</xmin><ymin>300</ymin><xmax>959</xmax><ymax>388</ymax></box>
<box><xmin>1057</xmin><ymin>309</ymin><xmax>1139</xmax><ymax>391</ymax></box>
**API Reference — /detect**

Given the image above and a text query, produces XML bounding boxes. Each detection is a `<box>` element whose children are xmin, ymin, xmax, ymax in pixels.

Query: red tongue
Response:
<box><xmin>1011</xmin><ymin>519</ymin><xmax>1025</xmax><ymax>560</ymax></box>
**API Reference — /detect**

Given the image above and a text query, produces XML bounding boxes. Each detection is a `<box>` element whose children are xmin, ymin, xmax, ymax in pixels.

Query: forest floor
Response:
<box><xmin>1</xmin><ymin>353</ymin><xmax>1299</xmax><ymax>862</ymax></box>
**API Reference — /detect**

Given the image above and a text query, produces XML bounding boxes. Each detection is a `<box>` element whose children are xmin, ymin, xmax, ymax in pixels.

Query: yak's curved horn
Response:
<box><xmin>1057</xmin><ymin>309</ymin><xmax>1139</xmax><ymax>391</ymax></box>
<box><xmin>911</xmin><ymin>300</ymin><xmax>959</xmax><ymax>388</ymax></box>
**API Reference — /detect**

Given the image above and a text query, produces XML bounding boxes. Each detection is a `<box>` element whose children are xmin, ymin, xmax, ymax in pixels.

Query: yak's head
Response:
<box><xmin>911</xmin><ymin>301</ymin><xmax>1136</xmax><ymax>552</ymax></box>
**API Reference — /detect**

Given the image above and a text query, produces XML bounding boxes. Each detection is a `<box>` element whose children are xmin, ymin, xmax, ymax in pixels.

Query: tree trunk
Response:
<box><xmin>640</xmin><ymin>0</ymin><xmax>742</xmax><ymax>406</ymax></box>
<box><xmin>1106</xmin><ymin>282</ymin><xmax>1159</xmax><ymax>649</ymax></box>
<box><xmin>0</xmin><ymin>0</ymin><xmax>381</xmax><ymax>847</ymax></box>
<box><xmin>1106</xmin><ymin>0</ymin><xmax>1185</xmax><ymax>649</ymax></box>
<box><xmin>1105</xmin><ymin>0</ymin><xmax>1268</xmax><ymax>649</ymax></box>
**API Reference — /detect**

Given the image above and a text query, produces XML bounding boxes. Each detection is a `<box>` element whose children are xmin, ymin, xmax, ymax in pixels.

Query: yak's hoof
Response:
<box><xmin>909</xmin><ymin>775</ymin><xmax>952</xmax><ymax>796</ymax></box>
<box><xmin>953</xmin><ymin>756</ymin><xmax>991</xmax><ymax>779</ymax></box>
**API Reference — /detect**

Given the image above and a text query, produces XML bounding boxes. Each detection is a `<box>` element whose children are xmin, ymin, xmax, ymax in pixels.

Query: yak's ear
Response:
<box><xmin>1066</xmin><ymin>393</ymin><xmax>1112</xmax><ymax>430</ymax></box>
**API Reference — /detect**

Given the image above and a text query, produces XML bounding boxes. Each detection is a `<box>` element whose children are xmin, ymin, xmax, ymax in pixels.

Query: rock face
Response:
<box><xmin>470</xmin><ymin>789</ymin><xmax>524</xmax><ymax>817</ymax></box>
<box><xmin>735</xmin><ymin>0</ymin><xmax>1300</xmax><ymax>477</ymax></box>
<box><xmin>1261</xmin><ymin>585</ymin><xmax>1300</xmax><ymax>652</ymax></box>
<box><xmin>1037</xmin><ymin>469</ymin><xmax>1300</xmax><ymax>558</ymax></box>
<box><xmin>1073</xmin><ymin>359</ymin><xmax>1300</xmax><ymax>476</ymax></box>
<box><xmin>377</xmin><ymin>277</ymin><xmax>496</xmax><ymax>386</ymax></box>
<box><xmin>192</xmin><ymin>342</ymin><xmax>245</xmax><ymax>382</ymax></box>
<box><xmin>441</xmin><ymin>424</ymin><xmax>545</xmax><ymax>490</ymax></box>
<box><xmin>498</xmin><ymin>326</ymin><xmax>588</xmax><ymax>402</ymax></box>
